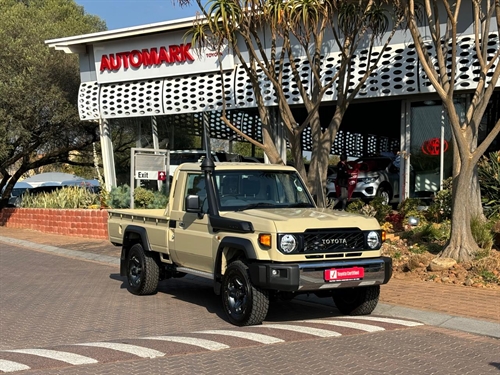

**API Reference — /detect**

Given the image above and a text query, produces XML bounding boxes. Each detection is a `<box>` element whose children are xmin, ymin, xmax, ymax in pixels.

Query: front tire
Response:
<box><xmin>126</xmin><ymin>243</ymin><xmax>159</xmax><ymax>295</ymax></box>
<box><xmin>222</xmin><ymin>260</ymin><xmax>269</xmax><ymax>326</ymax></box>
<box><xmin>332</xmin><ymin>285</ymin><xmax>380</xmax><ymax>315</ymax></box>
<box><xmin>376</xmin><ymin>186</ymin><xmax>391</xmax><ymax>205</ymax></box>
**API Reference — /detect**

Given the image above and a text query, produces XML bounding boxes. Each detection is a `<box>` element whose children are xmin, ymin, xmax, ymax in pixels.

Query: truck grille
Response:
<box><xmin>303</xmin><ymin>228</ymin><xmax>365</xmax><ymax>253</ymax></box>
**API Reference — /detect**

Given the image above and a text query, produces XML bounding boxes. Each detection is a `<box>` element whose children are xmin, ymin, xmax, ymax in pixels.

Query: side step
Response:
<box><xmin>176</xmin><ymin>267</ymin><xmax>213</xmax><ymax>280</ymax></box>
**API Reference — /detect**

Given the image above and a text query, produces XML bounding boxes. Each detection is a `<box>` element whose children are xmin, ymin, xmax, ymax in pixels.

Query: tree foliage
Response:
<box><xmin>0</xmin><ymin>0</ymin><xmax>106</xmax><ymax>206</ymax></box>
<box><xmin>181</xmin><ymin>0</ymin><xmax>405</xmax><ymax>206</ymax></box>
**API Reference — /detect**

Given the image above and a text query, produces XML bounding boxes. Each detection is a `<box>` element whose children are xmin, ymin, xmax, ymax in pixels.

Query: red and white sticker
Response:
<box><xmin>324</xmin><ymin>267</ymin><xmax>364</xmax><ymax>282</ymax></box>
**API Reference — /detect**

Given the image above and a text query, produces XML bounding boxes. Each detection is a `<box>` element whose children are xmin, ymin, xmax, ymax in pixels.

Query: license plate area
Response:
<box><xmin>324</xmin><ymin>267</ymin><xmax>364</xmax><ymax>282</ymax></box>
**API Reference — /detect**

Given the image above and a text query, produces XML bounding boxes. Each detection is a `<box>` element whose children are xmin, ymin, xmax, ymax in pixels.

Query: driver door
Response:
<box><xmin>170</xmin><ymin>173</ymin><xmax>214</xmax><ymax>272</ymax></box>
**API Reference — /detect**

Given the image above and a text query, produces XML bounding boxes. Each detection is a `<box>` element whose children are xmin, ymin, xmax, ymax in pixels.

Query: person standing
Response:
<box><xmin>334</xmin><ymin>153</ymin><xmax>352</xmax><ymax>210</ymax></box>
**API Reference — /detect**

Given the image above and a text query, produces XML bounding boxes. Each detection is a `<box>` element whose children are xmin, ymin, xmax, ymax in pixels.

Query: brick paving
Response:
<box><xmin>1</xmin><ymin>226</ymin><xmax>499</xmax><ymax>375</ymax></box>
<box><xmin>14</xmin><ymin>327</ymin><xmax>500</xmax><ymax>375</ymax></box>
<box><xmin>0</xmin><ymin>226</ymin><xmax>499</xmax><ymax>324</ymax></box>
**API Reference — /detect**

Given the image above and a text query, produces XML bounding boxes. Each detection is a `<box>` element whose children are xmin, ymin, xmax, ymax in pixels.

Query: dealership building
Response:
<box><xmin>46</xmin><ymin>11</ymin><xmax>499</xmax><ymax>201</ymax></box>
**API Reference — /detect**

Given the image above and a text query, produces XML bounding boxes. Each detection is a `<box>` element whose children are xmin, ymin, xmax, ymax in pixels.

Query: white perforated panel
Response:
<box><xmin>75</xmin><ymin>33</ymin><xmax>498</xmax><ymax>159</ymax></box>
<box><xmin>163</xmin><ymin>71</ymin><xmax>234</xmax><ymax>114</ymax></box>
<box><xmin>322</xmin><ymin>44</ymin><xmax>420</xmax><ymax>100</ymax></box>
<box><xmin>233</xmin><ymin>57</ymin><xmax>311</xmax><ymax>108</ymax></box>
<box><xmin>322</xmin><ymin>33</ymin><xmax>499</xmax><ymax>99</ymax></box>
<box><xmin>78</xmin><ymin>82</ymin><xmax>100</xmax><ymax>120</ymax></box>
<box><xmin>419</xmin><ymin>33</ymin><xmax>500</xmax><ymax>91</ymax></box>
<box><xmin>100</xmin><ymin>79</ymin><xmax>163</xmax><ymax>118</ymax></box>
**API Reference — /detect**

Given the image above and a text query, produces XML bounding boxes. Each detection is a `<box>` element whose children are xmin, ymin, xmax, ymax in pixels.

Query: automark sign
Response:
<box><xmin>93</xmin><ymin>30</ymin><xmax>234</xmax><ymax>83</ymax></box>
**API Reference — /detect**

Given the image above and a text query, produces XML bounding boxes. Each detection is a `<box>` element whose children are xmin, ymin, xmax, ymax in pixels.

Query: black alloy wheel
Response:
<box><xmin>222</xmin><ymin>260</ymin><xmax>269</xmax><ymax>326</ymax></box>
<box><xmin>126</xmin><ymin>243</ymin><xmax>159</xmax><ymax>295</ymax></box>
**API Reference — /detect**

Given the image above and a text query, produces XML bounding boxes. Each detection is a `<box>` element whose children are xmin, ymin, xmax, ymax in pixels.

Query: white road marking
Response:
<box><xmin>338</xmin><ymin>316</ymin><xmax>424</xmax><ymax>327</ymax></box>
<box><xmin>256</xmin><ymin>324</ymin><xmax>342</xmax><ymax>337</ymax></box>
<box><xmin>0</xmin><ymin>359</ymin><xmax>31</xmax><ymax>373</ymax></box>
<box><xmin>4</xmin><ymin>349</ymin><xmax>97</xmax><ymax>365</ymax></box>
<box><xmin>197</xmin><ymin>330</ymin><xmax>284</xmax><ymax>344</ymax></box>
<box><xmin>141</xmin><ymin>336</ymin><xmax>230</xmax><ymax>350</ymax></box>
<box><xmin>75</xmin><ymin>342</ymin><xmax>164</xmax><ymax>358</ymax></box>
<box><xmin>301</xmin><ymin>319</ymin><xmax>385</xmax><ymax>332</ymax></box>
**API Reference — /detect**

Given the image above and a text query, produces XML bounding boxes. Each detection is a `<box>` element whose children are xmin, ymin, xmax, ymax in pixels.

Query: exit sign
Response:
<box><xmin>135</xmin><ymin>170</ymin><xmax>163</xmax><ymax>180</ymax></box>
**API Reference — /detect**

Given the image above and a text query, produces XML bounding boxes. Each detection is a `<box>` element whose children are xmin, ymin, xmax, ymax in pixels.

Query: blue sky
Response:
<box><xmin>74</xmin><ymin>1</ymin><xmax>202</xmax><ymax>30</ymax></box>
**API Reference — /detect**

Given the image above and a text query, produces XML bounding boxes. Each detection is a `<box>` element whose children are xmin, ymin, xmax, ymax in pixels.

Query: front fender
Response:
<box><xmin>213</xmin><ymin>237</ymin><xmax>257</xmax><ymax>295</ymax></box>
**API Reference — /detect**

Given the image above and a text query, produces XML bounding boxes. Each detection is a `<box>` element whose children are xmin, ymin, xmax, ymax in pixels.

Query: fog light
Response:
<box><xmin>272</xmin><ymin>269</ymin><xmax>279</xmax><ymax>276</ymax></box>
<box><xmin>408</xmin><ymin>216</ymin><xmax>420</xmax><ymax>226</ymax></box>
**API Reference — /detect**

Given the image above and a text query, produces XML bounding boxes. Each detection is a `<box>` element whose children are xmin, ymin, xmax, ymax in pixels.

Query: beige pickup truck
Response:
<box><xmin>108</xmin><ymin>158</ymin><xmax>392</xmax><ymax>326</ymax></box>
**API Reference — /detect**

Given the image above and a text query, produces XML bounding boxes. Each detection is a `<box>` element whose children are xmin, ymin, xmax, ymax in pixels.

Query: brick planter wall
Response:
<box><xmin>0</xmin><ymin>208</ymin><xmax>108</xmax><ymax>240</ymax></box>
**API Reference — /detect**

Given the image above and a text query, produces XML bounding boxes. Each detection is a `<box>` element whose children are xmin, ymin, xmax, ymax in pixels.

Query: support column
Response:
<box><xmin>401</xmin><ymin>100</ymin><xmax>411</xmax><ymax>201</ymax></box>
<box><xmin>99</xmin><ymin>118</ymin><xmax>117</xmax><ymax>191</ymax></box>
<box><xmin>151</xmin><ymin>116</ymin><xmax>162</xmax><ymax>191</ymax></box>
<box><xmin>135</xmin><ymin>121</ymin><xmax>142</xmax><ymax>188</ymax></box>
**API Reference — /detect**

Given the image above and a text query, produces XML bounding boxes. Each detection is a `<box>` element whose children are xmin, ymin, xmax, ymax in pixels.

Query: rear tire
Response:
<box><xmin>222</xmin><ymin>260</ymin><xmax>269</xmax><ymax>326</ymax></box>
<box><xmin>332</xmin><ymin>285</ymin><xmax>380</xmax><ymax>315</ymax></box>
<box><xmin>126</xmin><ymin>243</ymin><xmax>159</xmax><ymax>295</ymax></box>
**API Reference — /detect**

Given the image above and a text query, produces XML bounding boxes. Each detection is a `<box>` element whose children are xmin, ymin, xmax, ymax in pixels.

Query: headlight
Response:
<box><xmin>362</xmin><ymin>177</ymin><xmax>377</xmax><ymax>184</ymax></box>
<box><xmin>280</xmin><ymin>234</ymin><xmax>297</xmax><ymax>253</ymax></box>
<box><xmin>366</xmin><ymin>231</ymin><xmax>381</xmax><ymax>249</ymax></box>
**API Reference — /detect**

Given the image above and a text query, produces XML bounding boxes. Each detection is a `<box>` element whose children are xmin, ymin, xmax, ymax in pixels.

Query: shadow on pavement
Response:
<box><xmin>108</xmin><ymin>272</ymin><xmax>342</xmax><ymax>324</ymax></box>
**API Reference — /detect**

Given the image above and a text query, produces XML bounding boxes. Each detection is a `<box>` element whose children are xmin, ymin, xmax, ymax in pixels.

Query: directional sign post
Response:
<box><xmin>130</xmin><ymin>148</ymin><xmax>170</xmax><ymax>208</ymax></box>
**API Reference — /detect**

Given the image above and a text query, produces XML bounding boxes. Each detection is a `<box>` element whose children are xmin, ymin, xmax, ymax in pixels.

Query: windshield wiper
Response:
<box><xmin>236</xmin><ymin>202</ymin><xmax>276</xmax><ymax>211</ymax></box>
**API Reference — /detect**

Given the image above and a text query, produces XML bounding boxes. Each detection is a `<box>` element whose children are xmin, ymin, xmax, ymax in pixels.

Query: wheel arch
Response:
<box><xmin>377</xmin><ymin>181</ymin><xmax>393</xmax><ymax>198</ymax></box>
<box><xmin>120</xmin><ymin>225</ymin><xmax>152</xmax><ymax>276</ymax></box>
<box><xmin>213</xmin><ymin>237</ymin><xmax>257</xmax><ymax>295</ymax></box>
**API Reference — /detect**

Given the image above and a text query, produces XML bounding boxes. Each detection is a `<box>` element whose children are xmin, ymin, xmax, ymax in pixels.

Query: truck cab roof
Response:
<box><xmin>177</xmin><ymin>162</ymin><xmax>297</xmax><ymax>172</ymax></box>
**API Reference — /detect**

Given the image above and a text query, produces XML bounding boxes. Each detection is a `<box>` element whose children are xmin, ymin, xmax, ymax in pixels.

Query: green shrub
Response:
<box><xmin>478</xmin><ymin>151</ymin><xmax>500</xmax><ymax>218</ymax></box>
<box><xmin>370</xmin><ymin>197</ymin><xmax>392</xmax><ymax>223</ymax></box>
<box><xmin>399</xmin><ymin>198</ymin><xmax>424</xmax><ymax>219</ymax></box>
<box><xmin>21</xmin><ymin>187</ymin><xmax>100</xmax><ymax>209</ymax></box>
<box><xmin>109</xmin><ymin>185</ymin><xmax>131</xmax><ymax>209</ymax></box>
<box><xmin>479</xmin><ymin>270</ymin><xmax>499</xmax><ymax>284</ymax></box>
<box><xmin>425</xmin><ymin>177</ymin><xmax>452</xmax><ymax>222</ymax></box>
<box><xmin>108</xmin><ymin>185</ymin><xmax>168</xmax><ymax>209</ymax></box>
<box><xmin>134</xmin><ymin>187</ymin><xmax>155</xmax><ymax>208</ymax></box>
<box><xmin>147</xmin><ymin>190</ymin><xmax>169</xmax><ymax>209</ymax></box>
<box><xmin>345</xmin><ymin>198</ymin><xmax>391</xmax><ymax>223</ymax></box>
<box><xmin>346</xmin><ymin>200</ymin><xmax>365</xmax><ymax>213</ymax></box>
<box><xmin>470</xmin><ymin>215</ymin><xmax>493</xmax><ymax>253</ymax></box>
<box><xmin>414</xmin><ymin>222</ymin><xmax>449</xmax><ymax>242</ymax></box>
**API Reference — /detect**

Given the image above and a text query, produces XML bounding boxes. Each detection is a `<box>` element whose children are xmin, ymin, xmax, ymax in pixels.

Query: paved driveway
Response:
<box><xmin>0</xmin><ymin>238</ymin><xmax>499</xmax><ymax>374</ymax></box>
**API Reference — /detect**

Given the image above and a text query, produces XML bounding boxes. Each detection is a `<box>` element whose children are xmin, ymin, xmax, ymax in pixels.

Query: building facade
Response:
<box><xmin>46</xmin><ymin>8</ymin><xmax>499</xmax><ymax>200</ymax></box>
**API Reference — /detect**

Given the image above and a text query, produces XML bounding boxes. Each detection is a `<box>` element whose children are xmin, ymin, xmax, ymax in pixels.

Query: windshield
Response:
<box><xmin>351</xmin><ymin>158</ymin><xmax>392</xmax><ymax>171</ymax></box>
<box><xmin>11</xmin><ymin>188</ymin><xmax>29</xmax><ymax>197</ymax></box>
<box><xmin>215</xmin><ymin>170</ymin><xmax>314</xmax><ymax>211</ymax></box>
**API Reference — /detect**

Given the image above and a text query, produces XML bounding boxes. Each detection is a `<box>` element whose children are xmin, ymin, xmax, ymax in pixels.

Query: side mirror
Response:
<box><xmin>185</xmin><ymin>194</ymin><xmax>202</xmax><ymax>214</ymax></box>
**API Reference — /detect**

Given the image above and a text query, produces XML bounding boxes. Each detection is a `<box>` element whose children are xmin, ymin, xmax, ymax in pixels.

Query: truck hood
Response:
<box><xmin>221</xmin><ymin>207</ymin><xmax>380</xmax><ymax>232</ymax></box>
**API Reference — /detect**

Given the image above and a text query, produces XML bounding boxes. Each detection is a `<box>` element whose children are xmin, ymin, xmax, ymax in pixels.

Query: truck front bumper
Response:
<box><xmin>249</xmin><ymin>257</ymin><xmax>392</xmax><ymax>292</ymax></box>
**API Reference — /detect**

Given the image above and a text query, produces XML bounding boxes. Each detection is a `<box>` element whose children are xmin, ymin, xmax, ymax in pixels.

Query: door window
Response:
<box><xmin>185</xmin><ymin>173</ymin><xmax>208</xmax><ymax>213</ymax></box>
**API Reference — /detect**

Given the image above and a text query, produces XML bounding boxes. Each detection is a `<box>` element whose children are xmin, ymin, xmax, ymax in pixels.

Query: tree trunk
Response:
<box><xmin>308</xmin><ymin>111</ymin><xmax>330</xmax><ymax>206</ymax></box>
<box><xmin>439</xmin><ymin>158</ymin><xmax>480</xmax><ymax>262</ymax></box>
<box><xmin>469</xmin><ymin>165</ymin><xmax>485</xmax><ymax>221</ymax></box>
<box><xmin>289</xmin><ymin>130</ymin><xmax>307</xmax><ymax>181</ymax></box>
